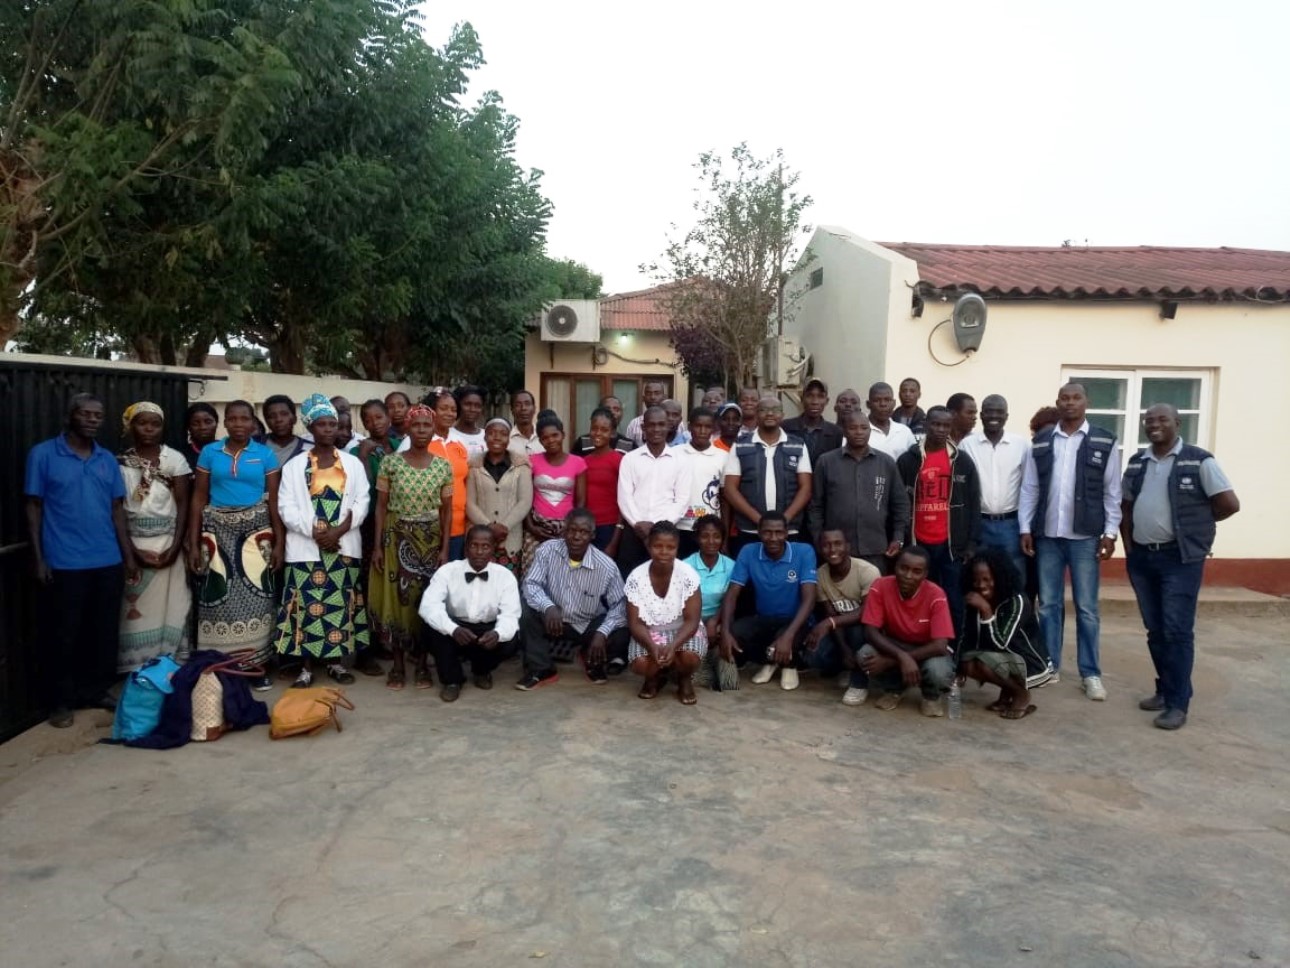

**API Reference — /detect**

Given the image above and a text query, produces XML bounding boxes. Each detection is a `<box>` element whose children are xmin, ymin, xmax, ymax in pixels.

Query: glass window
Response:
<box><xmin>612</xmin><ymin>380</ymin><xmax>639</xmax><ymax>428</ymax></box>
<box><xmin>1064</xmin><ymin>368</ymin><xmax>1212</xmax><ymax>453</ymax></box>
<box><xmin>574</xmin><ymin>379</ymin><xmax>601</xmax><ymax>440</ymax></box>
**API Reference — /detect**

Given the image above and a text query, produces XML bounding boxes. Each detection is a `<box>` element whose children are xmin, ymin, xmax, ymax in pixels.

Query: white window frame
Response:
<box><xmin>1062</xmin><ymin>367</ymin><xmax>1214</xmax><ymax>453</ymax></box>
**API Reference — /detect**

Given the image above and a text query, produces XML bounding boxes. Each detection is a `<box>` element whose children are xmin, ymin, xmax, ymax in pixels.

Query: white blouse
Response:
<box><xmin>625</xmin><ymin>560</ymin><xmax>701</xmax><ymax>627</ymax></box>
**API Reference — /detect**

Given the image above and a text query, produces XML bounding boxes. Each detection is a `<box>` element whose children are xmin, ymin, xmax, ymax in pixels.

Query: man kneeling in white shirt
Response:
<box><xmin>418</xmin><ymin>525</ymin><xmax>521</xmax><ymax>702</ymax></box>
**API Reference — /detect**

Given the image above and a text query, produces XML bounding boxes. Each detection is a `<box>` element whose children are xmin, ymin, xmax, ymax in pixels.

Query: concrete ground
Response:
<box><xmin>1</xmin><ymin>609</ymin><xmax>1288</xmax><ymax>968</ymax></box>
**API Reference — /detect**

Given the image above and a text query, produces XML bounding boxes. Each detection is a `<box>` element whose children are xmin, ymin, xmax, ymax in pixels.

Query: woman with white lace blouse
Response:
<box><xmin>624</xmin><ymin>521</ymin><xmax>707</xmax><ymax>705</ymax></box>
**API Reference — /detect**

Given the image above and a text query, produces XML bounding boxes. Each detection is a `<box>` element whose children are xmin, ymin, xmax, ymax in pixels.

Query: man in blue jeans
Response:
<box><xmin>1019</xmin><ymin>383</ymin><xmax>1122</xmax><ymax>701</ymax></box>
<box><xmin>1121</xmin><ymin>404</ymin><xmax>1239</xmax><ymax>730</ymax></box>
<box><xmin>959</xmin><ymin>394</ymin><xmax>1030</xmax><ymax>584</ymax></box>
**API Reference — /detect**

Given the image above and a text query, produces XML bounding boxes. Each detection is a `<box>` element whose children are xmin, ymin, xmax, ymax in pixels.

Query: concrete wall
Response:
<box><xmin>881</xmin><ymin>299</ymin><xmax>1288</xmax><ymax>562</ymax></box>
<box><xmin>784</xmin><ymin>226</ymin><xmax>916</xmax><ymax>402</ymax></box>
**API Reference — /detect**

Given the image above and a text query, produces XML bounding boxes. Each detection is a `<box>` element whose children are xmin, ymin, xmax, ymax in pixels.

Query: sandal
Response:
<box><xmin>327</xmin><ymin>664</ymin><xmax>356</xmax><ymax>685</ymax></box>
<box><xmin>986</xmin><ymin>698</ymin><xmax>1014</xmax><ymax>712</ymax></box>
<box><xmin>291</xmin><ymin>668</ymin><xmax>313</xmax><ymax>689</ymax></box>
<box><xmin>638</xmin><ymin>677</ymin><xmax>660</xmax><ymax>700</ymax></box>
<box><xmin>415</xmin><ymin>667</ymin><xmax>434</xmax><ymax>690</ymax></box>
<box><xmin>1000</xmin><ymin>704</ymin><xmax>1038</xmax><ymax>720</ymax></box>
<box><xmin>677</xmin><ymin>676</ymin><xmax>697</xmax><ymax>706</ymax></box>
<box><xmin>386</xmin><ymin>668</ymin><xmax>407</xmax><ymax>691</ymax></box>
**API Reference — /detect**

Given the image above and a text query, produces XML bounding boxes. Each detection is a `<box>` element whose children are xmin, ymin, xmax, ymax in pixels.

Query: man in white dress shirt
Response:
<box><xmin>865</xmin><ymin>382</ymin><xmax>916</xmax><ymax>460</ymax></box>
<box><xmin>1018</xmin><ymin>383</ymin><xmax>1123</xmax><ymax>700</ymax></box>
<box><xmin>959</xmin><ymin>394</ymin><xmax>1030</xmax><ymax>582</ymax></box>
<box><xmin>418</xmin><ymin>526</ymin><xmax>521</xmax><ymax>702</ymax></box>
<box><xmin>617</xmin><ymin>406</ymin><xmax>692</xmax><ymax>573</ymax></box>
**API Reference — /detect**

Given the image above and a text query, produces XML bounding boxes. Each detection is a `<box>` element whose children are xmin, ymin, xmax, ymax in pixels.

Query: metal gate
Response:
<box><xmin>0</xmin><ymin>358</ymin><xmax>193</xmax><ymax>742</ymax></box>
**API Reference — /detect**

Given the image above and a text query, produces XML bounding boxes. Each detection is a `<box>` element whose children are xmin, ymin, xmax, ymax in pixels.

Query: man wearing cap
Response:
<box><xmin>782</xmin><ymin>379</ymin><xmax>843</xmax><ymax>466</ymax></box>
<box><xmin>1120</xmin><ymin>403</ymin><xmax>1239</xmax><ymax>731</ymax></box>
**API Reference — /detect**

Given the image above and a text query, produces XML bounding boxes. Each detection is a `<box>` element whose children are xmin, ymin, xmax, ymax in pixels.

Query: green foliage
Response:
<box><xmin>539</xmin><ymin>258</ymin><xmax>604</xmax><ymax>301</ymax></box>
<box><xmin>3</xmin><ymin>1</ymin><xmax>555</xmax><ymax>396</ymax></box>
<box><xmin>644</xmin><ymin>144</ymin><xmax>812</xmax><ymax>389</ymax></box>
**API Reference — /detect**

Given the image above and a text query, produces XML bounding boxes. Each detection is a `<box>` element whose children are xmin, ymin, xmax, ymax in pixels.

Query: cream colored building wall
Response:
<box><xmin>523</xmin><ymin>330</ymin><xmax>688</xmax><ymax>408</ymax></box>
<box><xmin>881</xmin><ymin>300</ymin><xmax>1289</xmax><ymax>559</ymax></box>
<box><xmin>783</xmin><ymin>226</ymin><xmax>918</xmax><ymax>410</ymax></box>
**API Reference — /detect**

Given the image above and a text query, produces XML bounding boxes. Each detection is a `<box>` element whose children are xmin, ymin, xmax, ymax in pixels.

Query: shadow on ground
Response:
<box><xmin>2</xmin><ymin>612</ymin><xmax>1287</xmax><ymax>967</ymax></box>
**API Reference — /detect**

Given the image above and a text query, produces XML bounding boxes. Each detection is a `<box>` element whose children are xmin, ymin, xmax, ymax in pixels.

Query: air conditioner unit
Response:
<box><xmin>539</xmin><ymin>300</ymin><xmax>600</xmax><ymax>342</ymax></box>
<box><xmin>761</xmin><ymin>336</ymin><xmax>810</xmax><ymax>387</ymax></box>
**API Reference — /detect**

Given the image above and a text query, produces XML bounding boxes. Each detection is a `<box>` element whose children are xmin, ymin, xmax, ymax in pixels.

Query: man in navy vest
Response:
<box><xmin>1120</xmin><ymin>403</ymin><xmax>1238</xmax><ymax>730</ymax></box>
<box><xmin>1018</xmin><ymin>383</ymin><xmax>1122</xmax><ymax>701</ymax></box>
<box><xmin>25</xmin><ymin>394</ymin><xmax>140</xmax><ymax>727</ymax></box>
<box><xmin>722</xmin><ymin>395</ymin><xmax>812</xmax><ymax>555</ymax></box>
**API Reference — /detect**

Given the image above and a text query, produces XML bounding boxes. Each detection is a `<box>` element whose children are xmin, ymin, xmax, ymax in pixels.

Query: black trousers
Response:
<box><xmin>520</xmin><ymin>605</ymin><xmax>628</xmax><ymax>673</ymax></box>
<box><xmin>47</xmin><ymin>564</ymin><xmax>124</xmax><ymax>709</ymax></box>
<box><xmin>424</xmin><ymin>620</ymin><xmax>518</xmax><ymax>685</ymax></box>
<box><xmin>616</xmin><ymin>526</ymin><xmax>649</xmax><ymax>578</ymax></box>
<box><xmin>730</xmin><ymin>614</ymin><xmax>805</xmax><ymax>668</ymax></box>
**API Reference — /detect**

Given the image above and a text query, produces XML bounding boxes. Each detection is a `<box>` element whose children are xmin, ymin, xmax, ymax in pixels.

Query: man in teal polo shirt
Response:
<box><xmin>718</xmin><ymin>510</ymin><xmax>817</xmax><ymax>690</ymax></box>
<box><xmin>25</xmin><ymin>394</ymin><xmax>139</xmax><ymax>728</ymax></box>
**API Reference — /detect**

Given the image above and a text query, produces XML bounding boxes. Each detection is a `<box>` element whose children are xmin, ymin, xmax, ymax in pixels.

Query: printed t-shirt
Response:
<box><xmin>679</xmin><ymin>444</ymin><xmax>727</xmax><ymax>529</ymax></box>
<box><xmin>914</xmin><ymin>448</ymin><xmax>951</xmax><ymax>546</ymax></box>
<box><xmin>530</xmin><ymin>452</ymin><xmax>587</xmax><ymax>520</ymax></box>
<box><xmin>861</xmin><ymin>575</ymin><xmax>954</xmax><ymax>646</ymax></box>
<box><xmin>583</xmin><ymin>449</ymin><xmax>624</xmax><ymax>526</ymax></box>
<box><xmin>197</xmin><ymin>439</ymin><xmax>279</xmax><ymax>507</ymax></box>
<box><xmin>816</xmin><ymin>558</ymin><xmax>881</xmax><ymax>613</ymax></box>
<box><xmin>729</xmin><ymin>541</ymin><xmax>818</xmax><ymax>620</ymax></box>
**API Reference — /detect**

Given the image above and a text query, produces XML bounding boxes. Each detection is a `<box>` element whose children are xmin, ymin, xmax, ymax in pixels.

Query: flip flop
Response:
<box><xmin>1000</xmin><ymin>704</ymin><xmax>1038</xmax><ymax>720</ymax></box>
<box><xmin>638</xmin><ymin>678</ymin><xmax>659</xmax><ymax>700</ymax></box>
<box><xmin>415</xmin><ymin>669</ymin><xmax>434</xmax><ymax>690</ymax></box>
<box><xmin>986</xmin><ymin>698</ymin><xmax>1014</xmax><ymax>712</ymax></box>
<box><xmin>386</xmin><ymin>668</ymin><xmax>406</xmax><ymax>691</ymax></box>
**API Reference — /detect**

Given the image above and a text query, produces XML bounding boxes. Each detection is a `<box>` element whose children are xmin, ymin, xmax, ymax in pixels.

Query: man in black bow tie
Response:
<box><xmin>419</xmin><ymin>526</ymin><xmax>522</xmax><ymax>702</ymax></box>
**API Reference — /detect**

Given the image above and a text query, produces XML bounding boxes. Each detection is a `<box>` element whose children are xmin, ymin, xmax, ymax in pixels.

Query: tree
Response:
<box><xmin>538</xmin><ymin>257</ymin><xmax>604</xmax><ymax>301</ymax></box>
<box><xmin>645</xmin><ymin>144</ymin><xmax>812</xmax><ymax>390</ymax></box>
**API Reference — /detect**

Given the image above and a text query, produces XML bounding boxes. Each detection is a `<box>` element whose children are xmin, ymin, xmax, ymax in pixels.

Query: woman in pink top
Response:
<box><xmin>522</xmin><ymin>412</ymin><xmax>586</xmax><ymax>574</ymax></box>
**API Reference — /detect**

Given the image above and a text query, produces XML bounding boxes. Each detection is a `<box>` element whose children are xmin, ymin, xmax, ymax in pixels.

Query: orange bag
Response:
<box><xmin>269</xmin><ymin>687</ymin><xmax>354</xmax><ymax>739</ymax></box>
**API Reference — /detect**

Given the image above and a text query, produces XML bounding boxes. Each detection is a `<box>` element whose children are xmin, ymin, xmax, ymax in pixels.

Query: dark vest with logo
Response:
<box><xmin>1123</xmin><ymin>443</ymin><xmax>1217</xmax><ymax>563</ymax></box>
<box><xmin>1029</xmin><ymin>424</ymin><xmax>1116</xmax><ymax>538</ymax></box>
<box><xmin>733</xmin><ymin>433</ymin><xmax>808</xmax><ymax>531</ymax></box>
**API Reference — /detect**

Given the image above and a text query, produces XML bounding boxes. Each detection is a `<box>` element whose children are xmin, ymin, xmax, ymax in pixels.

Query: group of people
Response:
<box><xmin>23</xmin><ymin>374</ymin><xmax>1237</xmax><ymax>732</ymax></box>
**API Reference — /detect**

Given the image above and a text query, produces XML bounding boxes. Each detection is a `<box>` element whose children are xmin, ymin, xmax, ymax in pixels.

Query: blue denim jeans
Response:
<box><xmin>1126</xmin><ymin>544</ymin><xmax>1205</xmax><ymax>712</ymax></box>
<box><xmin>804</xmin><ymin>623</ymin><xmax>867</xmax><ymax>687</ymax></box>
<box><xmin>979</xmin><ymin>516</ymin><xmax>1026</xmax><ymax>587</ymax></box>
<box><xmin>923</xmin><ymin>542</ymin><xmax>964</xmax><ymax>639</ymax></box>
<box><xmin>1035</xmin><ymin>536</ymin><xmax>1101</xmax><ymax>678</ymax></box>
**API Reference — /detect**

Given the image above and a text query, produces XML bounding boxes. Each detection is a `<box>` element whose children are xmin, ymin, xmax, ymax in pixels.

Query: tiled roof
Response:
<box><xmin>879</xmin><ymin>243</ymin><xmax>1290</xmax><ymax>302</ymax></box>
<box><xmin>598</xmin><ymin>280</ymin><xmax>692</xmax><ymax>331</ymax></box>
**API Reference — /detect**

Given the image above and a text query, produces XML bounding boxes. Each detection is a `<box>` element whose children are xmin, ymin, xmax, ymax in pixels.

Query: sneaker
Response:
<box><xmin>290</xmin><ymin>668</ymin><xmax>312</xmax><ymax>689</ymax></box>
<box><xmin>1153</xmin><ymin>708</ymin><xmax>1187</xmax><ymax>730</ymax></box>
<box><xmin>874</xmin><ymin>692</ymin><xmax>902</xmax><ymax>711</ymax></box>
<box><xmin>439</xmin><ymin>683</ymin><xmax>461</xmax><ymax>703</ymax></box>
<box><xmin>1048</xmin><ymin>671</ymin><xmax>1061</xmax><ymax>685</ymax></box>
<box><xmin>1082</xmin><ymin>676</ymin><xmax>1107</xmax><ymax>701</ymax></box>
<box><xmin>253</xmin><ymin>674</ymin><xmax>274</xmax><ymax>692</ymax></box>
<box><xmin>920</xmin><ymin>697</ymin><xmax>945</xmax><ymax>718</ymax></box>
<box><xmin>606</xmin><ymin>657</ymin><xmax>628</xmax><ymax>677</ymax></box>
<box><xmin>841</xmin><ymin>687</ymin><xmax>869</xmax><ymax>707</ymax></box>
<box><xmin>515</xmin><ymin>670</ymin><xmax>559</xmax><ymax>691</ymax></box>
<box><xmin>585</xmin><ymin>662</ymin><xmax>608</xmax><ymax>685</ymax></box>
<box><xmin>780</xmin><ymin>668</ymin><xmax>800</xmax><ymax>691</ymax></box>
<box><xmin>751</xmin><ymin>664</ymin><xmax>778</xmax><ymax>685</ymax></box>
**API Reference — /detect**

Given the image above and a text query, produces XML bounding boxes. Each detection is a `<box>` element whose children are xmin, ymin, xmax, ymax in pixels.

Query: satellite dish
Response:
<box><xmin>545</xmin><ymin>304</ymin><xmax>579</xmax><ymax>338</ymax></box>
<box><xmin>952</xmin><ymin>293</ymin><xmax>987</xmax><ymax>353</ymax></box>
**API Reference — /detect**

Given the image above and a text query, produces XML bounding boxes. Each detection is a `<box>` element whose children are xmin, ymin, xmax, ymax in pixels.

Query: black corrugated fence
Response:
<box><xmin>0</xmin><ymin>358</ymin><xmax>193</xmax><ymax>742</ymax></box>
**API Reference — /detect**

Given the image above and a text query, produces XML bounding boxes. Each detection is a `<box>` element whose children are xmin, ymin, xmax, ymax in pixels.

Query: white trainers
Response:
<box><xmin>1083</xmin><ymin>675</ymin><xmax>1107</xmax><ymax>701</ymax></box>
<box><xmin>780</xmin><ymin>668</ymin><xmax>800</xmax><ymax>691</ymax></box>
<box><xmin>751</xmin><ymin>664</ymin><xmax>777</xmax><ymax>685</ymax></box>
<box><xmin>920</xmin><ymin>698</ymin><xmax>945</xmax><ymax>718</ymax></box>
<box><xmin>841</xmin><ymin>686</ymin><xmax>868</xmax><ymax>706</ymax></box>
<box><xmin>1048</xmin><ymin>671</ymin><xmax>1061</xmax><ymax>685</ymax></box>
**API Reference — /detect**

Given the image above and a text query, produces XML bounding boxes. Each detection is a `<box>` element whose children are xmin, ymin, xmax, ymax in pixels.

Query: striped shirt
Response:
<box><xmin>521</xmin><ymin>539</ymin><xmax>626</xmax><ymax>636</ymax></box>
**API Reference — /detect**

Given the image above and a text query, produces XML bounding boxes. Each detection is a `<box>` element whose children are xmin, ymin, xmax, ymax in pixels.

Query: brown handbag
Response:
<box><xmin>270</xmin><ymin>687</ymin><xmax>355</xmax><ymax>739</ymax></box>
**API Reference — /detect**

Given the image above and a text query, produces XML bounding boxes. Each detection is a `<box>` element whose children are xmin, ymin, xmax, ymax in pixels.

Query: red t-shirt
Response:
<box><xmin>914</xmin><ymin>448</ymin><xmax>951</xmax><ymax>546</ymax></box>
<box><xmin>583</xmin><ymin>449</ymin><xmax>624</xmax><ymax>526</ymax></box>
<box><xmin>861</xmin><ymin>575</ymin><xmax>954</xmax><ymax>645</ymax></box>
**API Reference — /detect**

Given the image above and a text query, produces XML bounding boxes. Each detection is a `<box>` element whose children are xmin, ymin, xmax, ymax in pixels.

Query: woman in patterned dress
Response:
<box><xmin>273</xmin><ymin>395</ymin><xmax>371</xmax><ymax>687</ymax></box>
<box><xmin>624</xmin><ymin>521</ymin><xmax>708</xmax><ymax>705</ymax></box>
<box><xmin>117</xmin><ymin>402</ymin><xmax>192</xmax><ymax>671</ymax></box>
<box><xmin>368</xmin><ymin>404</ymin><xmax>454</xmax><ymax>690</ymax></box>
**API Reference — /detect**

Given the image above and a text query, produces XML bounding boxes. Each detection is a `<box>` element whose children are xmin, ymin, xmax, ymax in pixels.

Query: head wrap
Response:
<box><xmin>301</xmin><ymin>392</ymin><xmax>338</xmax><ymax>426</ymax></box>
<box><xmin>406</xmin><ymin>403</ymin><xmax>434</xmax><ymax>422</ymax></box>
<box><xmin>122</xmin><ymin>401</ymin><xmax>164</xmax><ymax>435</ymax></box>
<box><xmin>485</xmin><ymin>417</ymin><xmax>512</xmax><ymax>431</ymax></box>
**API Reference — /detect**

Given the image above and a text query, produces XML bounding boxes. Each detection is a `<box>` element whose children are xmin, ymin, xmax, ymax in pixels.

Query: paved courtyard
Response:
<box><xmin>2</xmin><ymin>609</ymin><xmax>1287</xmax><ymax>967</ymax></box>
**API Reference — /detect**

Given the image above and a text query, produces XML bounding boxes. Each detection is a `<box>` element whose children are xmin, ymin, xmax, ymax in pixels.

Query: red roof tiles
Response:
<box><xmin>879</xmin><ymin>243</ymin><xmax>1290</xmax><ymax>302</ymax></box>
<box><xmin>598</xmin><ymin>280</ymin><xmax>690</xmax><ymax>331</ymax></box>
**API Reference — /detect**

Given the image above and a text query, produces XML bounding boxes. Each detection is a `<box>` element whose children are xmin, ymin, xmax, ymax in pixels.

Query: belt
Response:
<box><xmin>981</xmin><ymin>510</ymin><xmax>1018</xmax><ymax>521</ymax></box>
<box><xmin>1138</xmin><ymin>540</ymin><xmax>1178</xmax><ymax>552</ymax></box>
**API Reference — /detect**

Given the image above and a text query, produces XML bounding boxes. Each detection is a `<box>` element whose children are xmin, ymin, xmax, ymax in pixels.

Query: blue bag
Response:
<box><xmin>112</xmin><ymin>655</ymin><xmax>181</xmax><ymax>742</ymax></box>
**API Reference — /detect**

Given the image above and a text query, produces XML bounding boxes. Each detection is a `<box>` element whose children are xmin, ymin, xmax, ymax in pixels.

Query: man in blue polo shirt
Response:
<box><xmin>25</xmin><ymin>393</ymin><xmax>139</xmax><ymax>728</ymax></box>
<box><xmin>718</xmin><ymin>509</ymin><xmax>817</xmax><ymax>690</ymax></box>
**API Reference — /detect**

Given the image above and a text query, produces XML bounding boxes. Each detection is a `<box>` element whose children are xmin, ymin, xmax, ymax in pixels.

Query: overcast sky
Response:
<box><xmin>417</xmin><ymin>0</ymin><xmax>1290</xmax><ymax>295</ymax></box>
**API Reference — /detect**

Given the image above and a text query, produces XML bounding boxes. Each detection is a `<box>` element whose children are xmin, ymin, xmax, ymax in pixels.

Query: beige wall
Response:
<box><xmin>882</xmin><ymin>299</ymin><xmax>1288</xmax><ymax>560</ymax></box>
<box><xmin>523</xmin><ymin>330</ymin><xmax>689</xmax><ymax>433</ymax></box>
